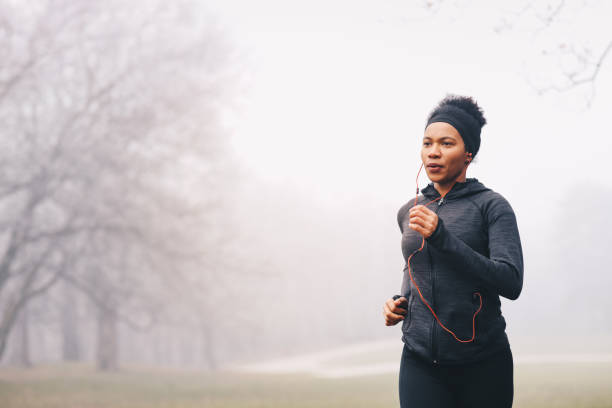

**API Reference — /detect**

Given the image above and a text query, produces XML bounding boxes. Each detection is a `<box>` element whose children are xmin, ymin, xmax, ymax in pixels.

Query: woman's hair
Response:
<box><xmin>426</xmin><ymin>94</ymin><xmax>487</xmax><ymax>158</ymax></box>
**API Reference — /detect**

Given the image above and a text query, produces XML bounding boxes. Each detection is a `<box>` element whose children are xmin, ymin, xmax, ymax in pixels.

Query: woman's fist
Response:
<box><xmin>383</xmin><ymin>297</ymin><xmax>408</xmax><ymax>326</ymax></box>
<box><xmin>408</xmin><ymin>205</ymin><xmax>439</xmax><ymax>238</ymax></box>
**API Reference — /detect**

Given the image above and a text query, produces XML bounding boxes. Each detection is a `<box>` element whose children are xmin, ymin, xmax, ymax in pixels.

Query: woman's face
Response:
<box><xmin>421</xmin><ymin>122</ymin><xmax>470</xmax><ymax>185</ymax></box>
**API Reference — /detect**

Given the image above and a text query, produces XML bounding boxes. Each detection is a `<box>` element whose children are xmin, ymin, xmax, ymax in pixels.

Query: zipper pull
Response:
<box><xmin>438</xmin><ymin>197</ymin><xmax>444</xmax><ymax>206</ymax></box>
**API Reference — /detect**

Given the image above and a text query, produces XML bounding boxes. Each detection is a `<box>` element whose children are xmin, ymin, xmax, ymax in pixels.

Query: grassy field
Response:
<box><xmin>1</xmin><ymin>362</ymin><xmax>612</xmax><ymax>408</ymax></box>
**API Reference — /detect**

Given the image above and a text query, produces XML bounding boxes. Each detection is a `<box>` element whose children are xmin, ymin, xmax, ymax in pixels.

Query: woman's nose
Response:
<box><xmin>428</xmin><ymin>145</ymin><xmax>441</xmax><ymax>157</ymax></box>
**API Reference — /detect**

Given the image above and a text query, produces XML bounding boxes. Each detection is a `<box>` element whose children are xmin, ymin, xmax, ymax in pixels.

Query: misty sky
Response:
<box><xmin>4</xmin><ymin>0</ymin><xmax>612</xmax><ymax>380</ymax></box>
<box><xmin>202</xmin><ymin>0</ymin><xmax>612</xmax><ymax>330</ymax></box>
<box><xmin>3</xmin><ymin>0</ymin><xmax>611</xmax><ymax>374</ymax></box>
<box><xmin>205</xmin><ymin>1</ymin><xmax>611</xmax><ymax>221</ymax></box>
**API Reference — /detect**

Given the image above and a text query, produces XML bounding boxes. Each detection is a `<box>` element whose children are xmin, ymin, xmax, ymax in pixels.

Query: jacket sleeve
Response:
<box><xmin>397</xmin><ymin>199</ymin><xmax>416</xmax><ymax>234</ymax></box>
<box><xmin>425</xmin><ymin>199</ymin><xmax>524</xmax><ymax>300</ymax></box>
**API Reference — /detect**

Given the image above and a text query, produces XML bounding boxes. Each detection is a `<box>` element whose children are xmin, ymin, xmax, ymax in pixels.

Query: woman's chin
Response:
<box><xmin>426</xmin><ymin>172</ymin><xmax>445</xmax><ymax>183</ymax></box>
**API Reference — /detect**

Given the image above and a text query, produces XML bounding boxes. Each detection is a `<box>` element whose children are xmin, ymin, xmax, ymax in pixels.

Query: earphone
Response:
<box><xmin>465</xmin><ymin>152</ymin><xmax>472</xmax><ymax>165</ymax></box>
<box><xmin>406</xmin><ymin>163</ymin><xmax>482</xmax><ymax>343</ymax></box>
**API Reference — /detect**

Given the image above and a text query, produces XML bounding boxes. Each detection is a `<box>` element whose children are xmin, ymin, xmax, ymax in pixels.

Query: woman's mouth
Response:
<box><xmin>427</xmin><ymin>164</ymin><xmax>443</xmax><ymax>173</ymax></box>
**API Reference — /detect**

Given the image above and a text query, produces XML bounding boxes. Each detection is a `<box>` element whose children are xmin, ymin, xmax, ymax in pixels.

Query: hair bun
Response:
<box><xmin>434</xmin><ymin>94</ymin><xmax>486</xmax><ymax>128</ymax></box>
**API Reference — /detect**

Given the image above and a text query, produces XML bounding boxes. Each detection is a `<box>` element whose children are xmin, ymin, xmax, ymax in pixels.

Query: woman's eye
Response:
<box><xmin>423</xmin><ymin>142</ymin><xmax>431</xmax><ymax>146</ymax></box>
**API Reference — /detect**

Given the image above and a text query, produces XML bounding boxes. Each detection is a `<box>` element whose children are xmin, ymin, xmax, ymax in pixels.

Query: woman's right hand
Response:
<box><xmin>383</xmin><ymin>297</ymin><xmax>408</xmax><ymax>326</ymax></box>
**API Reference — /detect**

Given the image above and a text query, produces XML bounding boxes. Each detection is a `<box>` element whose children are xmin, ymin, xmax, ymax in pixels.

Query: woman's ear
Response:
<box><xmin>465</xmin><ymin>152</ymin><xmax>472</xmax><ymax>165</ymax></box>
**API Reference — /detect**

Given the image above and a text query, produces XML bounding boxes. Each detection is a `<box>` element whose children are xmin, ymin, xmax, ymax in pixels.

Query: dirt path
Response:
<box><xmin>232</xmin><ymin>339</ymin><xmax>612</xmax><ymax>378</ymax></box>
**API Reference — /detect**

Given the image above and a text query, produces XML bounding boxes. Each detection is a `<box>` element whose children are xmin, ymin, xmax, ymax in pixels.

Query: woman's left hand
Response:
<box><xmin>408</xmin><ymin>205</ymin><xmax>439</xmax><ymax>238</ymax></box>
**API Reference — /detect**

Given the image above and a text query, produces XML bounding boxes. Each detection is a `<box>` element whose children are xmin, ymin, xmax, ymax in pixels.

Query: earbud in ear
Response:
<box><xmin>465</xmin><ymin>152</ymin><xmax>472</xmax><ymax>165</ymax></box>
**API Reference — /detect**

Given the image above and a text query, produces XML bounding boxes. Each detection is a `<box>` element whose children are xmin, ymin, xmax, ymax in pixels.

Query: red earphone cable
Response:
<box><xmin>408</xmin><ymin>163</ymin><xmax>482</xmax><ymax>343</ymax></box>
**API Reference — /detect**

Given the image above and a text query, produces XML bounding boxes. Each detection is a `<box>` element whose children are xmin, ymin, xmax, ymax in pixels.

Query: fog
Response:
<box><xmin>213</xmin><ymin>0</ymin><xmax>612</xmax><ymax>363</ymax></box>
<box><xmin>1</xmin><ymin>0</ymin><xmax>611</xmax><ymax>390</ymax></box>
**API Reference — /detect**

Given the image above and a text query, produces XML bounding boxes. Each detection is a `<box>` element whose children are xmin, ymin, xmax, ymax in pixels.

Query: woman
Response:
<box><xmin>383</xmin><ymin>95</ymin><xmax>523</xmax><ymax>408</ymax></box>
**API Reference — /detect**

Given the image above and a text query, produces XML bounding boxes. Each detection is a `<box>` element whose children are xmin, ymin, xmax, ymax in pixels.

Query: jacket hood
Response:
<box><xmin>421</xmin><ymin>177</ymin><xmax>489</xmax><ymax>200</ymax></box>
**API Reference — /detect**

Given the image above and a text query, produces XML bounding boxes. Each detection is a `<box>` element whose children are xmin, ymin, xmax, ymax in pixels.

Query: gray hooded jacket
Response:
<box><xmin>396</xmin><ymin>178</ymin><xmax>523</xmax><ymax>365</ymax></box>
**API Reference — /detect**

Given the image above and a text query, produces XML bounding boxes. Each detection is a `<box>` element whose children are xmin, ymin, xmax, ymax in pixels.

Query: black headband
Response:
<box><xmin>426</xmin><ymin>105</ymin><xmax>482</xmax><ymax>156</ymax></box>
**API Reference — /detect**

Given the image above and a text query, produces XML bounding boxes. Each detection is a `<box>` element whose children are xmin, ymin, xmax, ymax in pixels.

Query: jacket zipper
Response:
<box><xmin>427</xmin><ymin>245</ymin><xmax>437</xmax><ymax>364</ymax></box>
<box><xmin>430</xmin><ymin>196</ymin><xmax>445</xmax><ymax>364</ymax></box>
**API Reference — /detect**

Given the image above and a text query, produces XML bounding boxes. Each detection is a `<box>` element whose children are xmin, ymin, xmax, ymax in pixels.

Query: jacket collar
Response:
<box><xmin>421</xmin><ymin>178</ymin><xmax>489</xmax><ymax>200</ymax></box>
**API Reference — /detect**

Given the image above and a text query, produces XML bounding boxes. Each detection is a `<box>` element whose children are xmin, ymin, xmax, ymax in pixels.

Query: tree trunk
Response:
<box><xmin>5</xmin><ymin>306</ymin><xmax>32</xmax><ymax>367</ymax></box>
<box><xmin>61</xmin><ymin>285</ymin><xmax>80</xmax><ymax>361</ymax></box>
<box><xmin>18</xmin><ymin>306</ymin><xmax>31</xmax><ymax>367</ymax></box>
<box><xmin>0</xmin><ymin>298</ymin><xmax>25</xmax><ymax>361</ymax></box>
<box><xmin>96</xmin><ymin>306</ymin><xmax>118</xmax><ymax>371</ymax></box>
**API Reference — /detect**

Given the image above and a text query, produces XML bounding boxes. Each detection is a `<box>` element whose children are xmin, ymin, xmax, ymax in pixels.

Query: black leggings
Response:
<box><xmin>398</xmin><ymin>344</ymin><xmax>514</xmax><ymax>408</ymax></box>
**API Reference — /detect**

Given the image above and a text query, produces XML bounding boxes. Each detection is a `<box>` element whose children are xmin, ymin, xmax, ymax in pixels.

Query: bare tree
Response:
<box><xmin>0</xmin><ymin>0</ymin><xmax>243</xmax><ymax>369</ymax></box>
<box><xmin>416</xmin><ymin>0</ymin><xmax>612</xmax><ymax>105</ymax></box>
<box><xmin>493</xmin><ymin>1</ymin><xmax>612</xmax><ymax>105</ymax></box>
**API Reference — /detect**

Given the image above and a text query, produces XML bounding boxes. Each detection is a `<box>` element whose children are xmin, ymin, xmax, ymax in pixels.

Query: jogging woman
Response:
<box><xmin>383</xmin><ymin>95</ymin><xmax>524</xmax><ymax>408</ymax></box>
